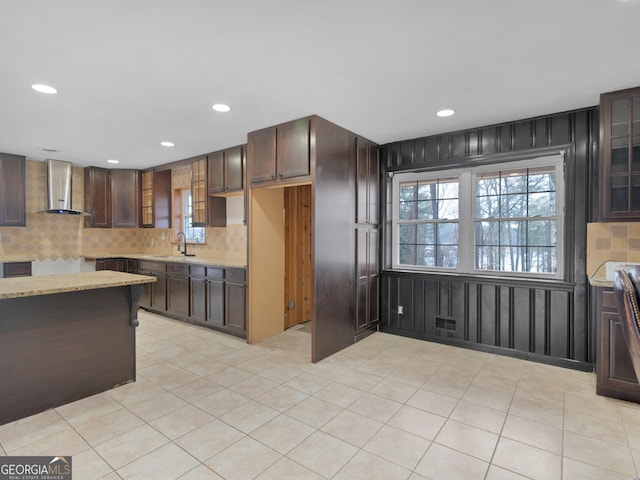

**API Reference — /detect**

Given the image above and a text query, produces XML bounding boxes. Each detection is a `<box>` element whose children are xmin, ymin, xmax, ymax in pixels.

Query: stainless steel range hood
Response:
<box><xmin>45</xmin><ymin>159</ymin><xmax>89</xmax><ymax>215</ymax></box>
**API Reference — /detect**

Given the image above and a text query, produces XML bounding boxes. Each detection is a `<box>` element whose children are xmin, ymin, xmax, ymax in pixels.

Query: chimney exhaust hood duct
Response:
<box><xmin>45</xmin><ymin>159</ymin><xmax>90</xmax><ymax>215</ymax></box>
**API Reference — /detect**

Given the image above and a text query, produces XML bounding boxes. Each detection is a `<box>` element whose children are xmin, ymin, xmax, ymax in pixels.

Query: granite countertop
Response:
<box><xmin>0</xmin><ymin>255</ymin><xmax>35</xmax><ymax>263</ymax></box>
<box><xmin>0</xmin><ymin>271</ymin><xmax>156</xmax><ymax>300</ymax></box>
<box><xmin>588</xmin><ymin>274</ymin><xmax>613</xmax><ymax>288</ymax></box>
<box><xmin>82</xmin><ymin>253</ymin><xmax>247</xmax><ymax>268</ymax></box>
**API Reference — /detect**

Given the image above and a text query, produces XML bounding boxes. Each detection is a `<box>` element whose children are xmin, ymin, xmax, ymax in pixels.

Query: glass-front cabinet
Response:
<box><xmin>600</xmin><ymin>86</ymin><xmax>640</xmax><ymax>220</ymax></box>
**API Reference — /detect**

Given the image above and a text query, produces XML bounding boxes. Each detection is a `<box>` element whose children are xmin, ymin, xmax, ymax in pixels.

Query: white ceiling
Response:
<box><xmin>1</xmin><ymin>0</ymin><xmax>639</xmax><ymax>169</ymax></box>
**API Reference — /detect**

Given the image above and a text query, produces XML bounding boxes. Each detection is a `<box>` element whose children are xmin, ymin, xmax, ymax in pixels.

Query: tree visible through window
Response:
<box><xmin>392</xmin><ymin>155</ymin><xmax>564</xmax><ymax>277</ymax></box>
<box><xmin>475</xmin><ymin>167</ymin><xmax>557</xmax><ymax>273</ymax></box>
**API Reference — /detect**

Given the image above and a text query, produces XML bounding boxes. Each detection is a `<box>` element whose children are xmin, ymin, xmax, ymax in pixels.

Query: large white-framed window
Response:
<box><xmin>392</xmin><ymin>154</ymin><xmax>564</xmax><ymax>278</ymax></box>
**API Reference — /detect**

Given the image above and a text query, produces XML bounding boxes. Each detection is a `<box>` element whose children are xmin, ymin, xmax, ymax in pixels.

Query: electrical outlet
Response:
<box><xmin>398</xmin><ymin>305</ymin><xmax>404</xmax><ymax>315</ymax></box>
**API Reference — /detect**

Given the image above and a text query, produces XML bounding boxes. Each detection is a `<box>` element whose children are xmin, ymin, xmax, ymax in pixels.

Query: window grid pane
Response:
<box><xmin>474</xmin><ymin>167</ymin><xmax>557</xmax><ymax>273</ymax></box>
<box><xmin>397</xmin><ymin>178</ymin><xmax>460</xmax><ymax>268</ymax></box>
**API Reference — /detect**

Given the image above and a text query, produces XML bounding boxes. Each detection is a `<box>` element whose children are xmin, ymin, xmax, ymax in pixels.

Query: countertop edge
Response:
<box><xmin>0</xmin><ymin>271</ymin><xmax>156</xmax><ymax>300</ymax></box>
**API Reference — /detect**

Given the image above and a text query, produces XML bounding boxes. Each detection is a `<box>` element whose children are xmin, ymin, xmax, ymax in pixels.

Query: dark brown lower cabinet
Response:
<box><xmin>190</xmin><ymin>266</ymin><xmax>207</xmax><ymax>322</ymax></box>
<box><xmin>137</xmin><ymin>260</ymin><xmax>246</xmax><ymax>338</ymax></box>
<box><xmin>138</xmin><ymin>260</ymin><xmax>167</xmax><ymax>312</ymax></box>
<box><xmin>95</xmin><ymin>258</ymin><xmax>138</xmax><ymax>273</ymax></box>
<box><xmin>596</xmin><ymin>287</ymin><xmax>640</xmax><ymax>403</ymax></box>
<box><xmin>167</xmin><ymin>264</ymin><xmax>189</xmax><ymax>318</ymax></box>
<box><xmin>225</xmin><ymin>269</ymin><xmax>246</xmax><ymax>334</ymax></box>
<box><xmin>207</xmin><ymin>268</ymin><xmax>225</xmax><ymax>328</ymax></box>
<box><xmin>2</xmin><ymin>261</ymin><xmax>31</xmax><ymax>278</ymax></box>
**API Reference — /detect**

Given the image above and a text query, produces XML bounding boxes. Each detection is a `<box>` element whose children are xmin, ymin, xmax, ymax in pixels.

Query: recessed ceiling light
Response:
<box><xmin>160</xmin><ymin>141</ymin><xmax>175</xmax><ymax>147</ymax></box>
<box><xmin>212</xmin><ymin>104</ymin><xmax>231</xmax><ymax>112</ymax></box>
<box><xmin>107</xmin><ymin>159</ymin><xmax>119</xmax><ymax>164</ymax></box>
<box><xmin>436</xmin><ymin>109</ymin><xmax>455</xmax><ymax>117</ymax></box>
<box><xmin>32</xmin><ymin>84</ymin><xmax>58</xmax><ymax>94</ymax></box>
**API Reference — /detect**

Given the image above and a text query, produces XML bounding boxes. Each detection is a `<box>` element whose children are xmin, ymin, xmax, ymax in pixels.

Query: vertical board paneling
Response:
<box><xmin>550</xmin><ymin>114</ymin><xmax>571</xmax><ymax>146</ymax></box>
<box><xmin>533</xmin><ymin>119</ymin><xmax>547</xmax><ymax>148</ymax></box>
<box><xmin>380</xmin><ymin>106</ymin><xmax>596</xmax><ymax>368</ymax></box>
<box><xmin>499</xmin><ymin>286</ymin><xmax>512</xmax><ymax>348</ymax></box>
<box><xmin>534</xmin><ymin>290</ymin><xmax>547</xmax><ymax>354</ymax></box>
<box><xmin>550</xmin><ymin>290</ymin><xmax>569</xmax><ymax>358</ymax></box>
<box><xmin>513</xmin><ymin>288</ymin><xmax>531</xmax><ymax>352</ymax></box>
<box><xmin>467</xmin><ymin>131</ymin><xmax>479</xmax><ymax>157</ymax></box>
<box><xmin>398</xmin><ymin>277</ymin><xmax>415</xmax><ymax>331</ymax></box>
<box><xmin>498</xmin><ymin>125</ymin><xmax>513</xmax><ymax>152</ymax></box>
<box><xmin>423</xmin><ymin>280</ymin><xmax>438</xmax><ymax>335</ymax></box>
<box><xmin>480</xmin><ymin>285</ymin><xmax>496</xmax><ymax>346</ymax></box>
<box><xmin>515</xmin><ymin>121</ymin><xmax>533</xmax><ymax>151</ymax></box>
<box><xmin>452</xmin><ymin>133</ymin><xmax>466</xmax><ymax>158</ymax></box>
<box><xmin>481</xmin><ymin>127</ymin><xmax>498</xmax><ymax>155</ymax></box>
<box><xmin>425</xmin><ymin>137</ymin><xmax>439</xmax><ymax>163</ymax></box>
<box><xmin>467</xmin><ymin>284</ymin><xmax>478</xmax><ymax>342</ymax></box>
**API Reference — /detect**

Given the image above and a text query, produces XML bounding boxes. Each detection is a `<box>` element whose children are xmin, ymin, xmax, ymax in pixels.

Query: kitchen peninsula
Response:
<box><xmin>0</xmin><ymin>270</ymin><xmax>155</xmax><ymax>425</ymax></box>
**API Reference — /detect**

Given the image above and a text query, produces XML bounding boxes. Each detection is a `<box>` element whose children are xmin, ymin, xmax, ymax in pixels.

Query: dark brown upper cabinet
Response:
<box><xmin>141</xmin><ymin>168</ymin><xmax>171</xmax><ymax>228</ymax></box>
<box><xmin>85</xmin><ymin>167</ymin><xmax>145</xmax><ymax>228</ymax></box>
<box><xmin>208</xmin><ymin>145</ymin><xmax>245</xmax><ymax>195</ymax></box>
<box><xmin>356</xmin><ymin>138</ymin><xmax>380</xmax><ymax>226</ymax></box>
<box><xmin>111</xmin><ymin>169</ymin><xmax>140</xmax><ymax>228</ymax></box>
<box><xmin>600</xmin><ymin>86</ymin><xmax>640</xmax><ymax>221</ymax></box>
<box><xmin>0</xmin><ymin>153</ymin><xmax>25</xmax><ymax>226</ymax></box>
<box><xmin>191</xmin><ymin>156</ymin><xmax>208</xmax><ymax>226</ymax></box>
<box><xmin>84</xmin><ymin>166</ymin><xmax>111</xmax><ymax>228</ymax></box>
<box><xmin>248</xmin><ymin>117</ymin><xmax>310</xmax><ymax>186</ymax></box>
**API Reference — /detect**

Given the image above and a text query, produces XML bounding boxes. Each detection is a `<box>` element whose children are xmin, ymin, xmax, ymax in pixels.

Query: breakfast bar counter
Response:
<box><xmin>0</xmin><ymin>271</ymin><xmax>155</xmax><ymax>425</ymax></box>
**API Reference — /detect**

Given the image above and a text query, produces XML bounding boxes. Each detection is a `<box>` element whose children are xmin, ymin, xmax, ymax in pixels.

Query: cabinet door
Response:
<box><xmin>141</xmin><ymin>170</ymin><xmax>154</xmax><ymax>227</ymax></box>
<box><xmin>0</xmin><ymin>153</ymin><xmax>25</xmax><ymax>226</ymax></box>
<box><xmin>152</xmin><ymin>274</ymin><xmax>167</xmax><ymax>312</ymax></box>
<box><xmin>111</xmin><ymin>169</ymin><xmax>140</xmax><ymax>228</ymax></box>
<box><xmin>356</xmin><ymin>139</ymin><xmax>379</xmax><ymax>225</ymax></box>
<box><xmin>277</xmin><ymin>118</ymin><xmax>310</xmax><ymax>179</ymax></box>
<box><xmin>600</xmin><ymin>87</ymin><xmax>640</xmax><ymax>220</ymax></box>
<box><xmin>355</xmin><ymin>227</ymin><xmax>379</xmax><ymax>332</ymax></box>
<box><xmin>249</xmin><ymin>127</ymin><xmax>277</xmax><ymax>184</ymax></box>
<box><xmin>153</xmin><ymin>169</ymin><xmax>172</xmax><ymax>229</ymax></box>
<box><xmin>191</xmin><ymin>157</ymin><xmax>208</xmax><ymax>226</ymax></box>
<box><xmin>84</xmin><ymin>167</ymin><xmax>111</xmax><ymax>228</ymax></box>
<box><xmin>225</xmin><ymin>145</ymin><xmax>244</xmax><ymax>192</ymax></box>
<box><xmin>225</xmin><ymin>282</ymin><xmax>246</xmax><ymax>332</ymax></box>
<box><xmin>368</xmin><ymin>228</ymin><xmax>380</xmax><ymax>327</ymax></box>
<box><xmin>208</xmin><ymin>151</ymin><xmax>225</xmax><ymax>194</ymax></box>
<box><xmin>2</xmin><ymin>262</ymin><xmax>31</xmax><ymax>278</ymax></box>
<box><xmin>190</xmin><ymin>276</ymin><xmax>207</xmax><ymax>323</ymax></box>
<box><xmin>601</xmin><ymin>312</ymin><xmax>639</xmax><ymax>383</ymax></box>
<box><xmin>167</xmin><ymin>275</ymin><xmax>189</xmax><ymax>317</ymax></box>
<box><xmin>207</xmin><ymin>279</ymin><xmax>224</xmax><ymax>327</ymax></box>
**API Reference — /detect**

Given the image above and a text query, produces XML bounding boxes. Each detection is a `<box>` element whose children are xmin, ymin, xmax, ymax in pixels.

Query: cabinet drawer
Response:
<box><xmin>601</xmin><ymin>289</ymin><xmax>616</xmax><ymax>310</ymax></box>
<box><xmin>190</xmin><ymin>265</ymin><xmax>206</xmax><ymax>277</ymax></box>
<box><xmin>206</xmin><ymin>267</ymin><xmax>224</xmax><ymax>279</ymax></box>
<box><xmin>167</xmin><ymin>263</ymin><xmax>189</xmax><ymax>275</ymax></box>
<box><xmin>3</xmin><ymin>262</ymin><xmax>31</xmax><ymax>278</ymax></box>
<box><xmin>226</xmin><ymin>268</ymin><xmax>246</xmax><ymax>283</ymax></box>
<box><xmin>138</xmin><ymin>260</ymin><xmax>166</xmax><ymax>273</ymax></box>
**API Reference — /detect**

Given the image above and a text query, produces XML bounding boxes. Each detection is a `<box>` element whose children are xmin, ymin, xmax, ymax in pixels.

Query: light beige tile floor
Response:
<box><xmin>2</xmin><ymin>310</ymin><xmax>640</xmax><ymax>479</ymax></box>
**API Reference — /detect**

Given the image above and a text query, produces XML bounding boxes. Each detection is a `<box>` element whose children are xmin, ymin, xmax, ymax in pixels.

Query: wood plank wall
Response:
<box><xmin>284</xmin><ymin>185</ymin><xmax>312</xmax><ymax>328</ymax></box>
<box><xmin>379</xmin><ymin>107</ymin><xmax>599</xmax><ymax>370</ymax></box>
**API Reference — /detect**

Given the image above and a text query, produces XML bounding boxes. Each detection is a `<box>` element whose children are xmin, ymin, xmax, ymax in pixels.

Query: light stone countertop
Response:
<box><xmin>0</xmin><ymin>255</ymin><xmax>35</xmax><ymax>263</ymax></box>
<box><xmin>588</xmin><ymin>274</ymin><xmax>613</xmax><ymax>288</ymax></box>
<box><xmin>0</xmin><ymin>270</ymin><xmax>156</xmax><ymax>300</ymax></box>
<box><xmin>82</xmin><ymin>253</ymin><xmax>247</xmax><ymax>268</ymax></box>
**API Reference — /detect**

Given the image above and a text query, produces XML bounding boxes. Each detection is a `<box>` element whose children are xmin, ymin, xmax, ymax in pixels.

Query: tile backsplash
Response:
<box><xmin>0</xmin><ymin>160</ymin><xmax>247</xmax><ymax>263</ymax></box>
<box><xmin>586</xmin><ymin>222</ymin><xmax>640</xmax><ymax>278</ymax></box>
